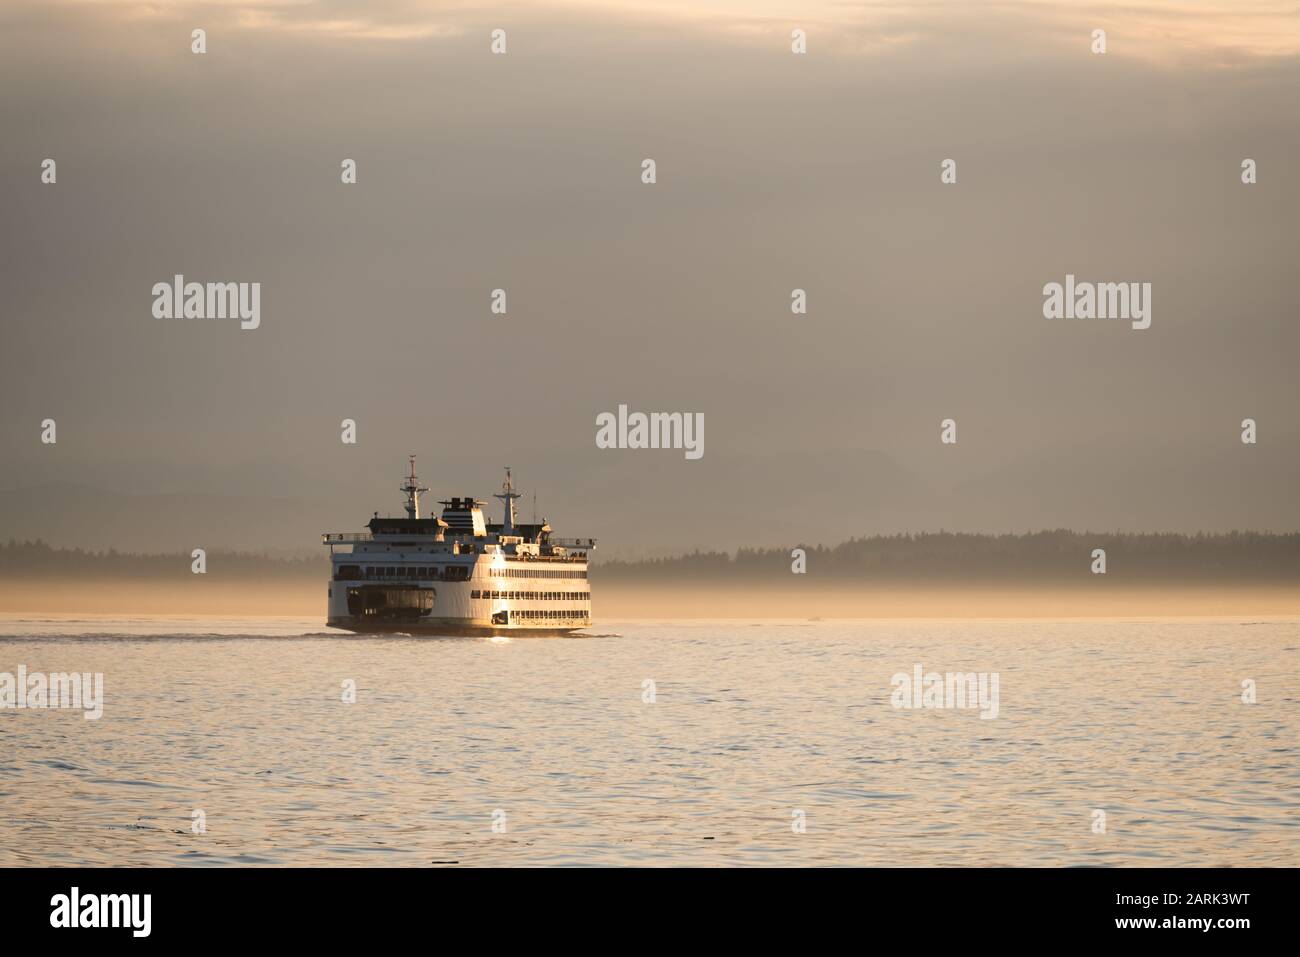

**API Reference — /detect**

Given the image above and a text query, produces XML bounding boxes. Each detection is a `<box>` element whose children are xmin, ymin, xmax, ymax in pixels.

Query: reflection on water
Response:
<box><xmin>0</xmin><ymin>616</ymin><xmax>1296</xmax><ymax>866</ymax></box>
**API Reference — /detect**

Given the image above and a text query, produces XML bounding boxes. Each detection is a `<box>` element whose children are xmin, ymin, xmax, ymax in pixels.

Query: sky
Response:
<box><xmin>1</xmin><ymin>1</ymin><xmax>1298</xmax><ymax>557</ymax></box>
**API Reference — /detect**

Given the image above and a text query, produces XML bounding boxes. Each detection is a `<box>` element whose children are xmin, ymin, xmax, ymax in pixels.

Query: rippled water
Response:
<box><xmin>0</xmin><ymin>616</ymin><xmax>1296</xmax><ymax>866</ymax></box>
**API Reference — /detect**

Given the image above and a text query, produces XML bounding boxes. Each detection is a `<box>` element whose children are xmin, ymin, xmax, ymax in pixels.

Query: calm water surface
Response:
<box><xmin>1</xmin><ymin>616</ymin><xmax>1296</xmax><ymax>866</ymax></box>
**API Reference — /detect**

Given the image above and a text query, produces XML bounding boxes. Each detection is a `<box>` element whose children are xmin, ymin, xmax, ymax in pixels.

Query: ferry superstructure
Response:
<box><xmin>322</xmin><ymin>458</ymin><xmax>594</xmax><ymax>635</ymax></box>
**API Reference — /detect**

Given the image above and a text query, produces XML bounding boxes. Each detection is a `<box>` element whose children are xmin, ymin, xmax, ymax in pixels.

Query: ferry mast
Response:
<box><xmin>494</xmin><ymin>467</ymin><xmax>522</xmax><ymax>534</ymax></box>
<box><xmin>400</xmin><ymin>455</ymin><xmax>429</xmax><ymax>519</ymax></box>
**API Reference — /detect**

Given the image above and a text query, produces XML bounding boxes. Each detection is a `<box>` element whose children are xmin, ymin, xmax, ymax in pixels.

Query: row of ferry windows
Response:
<box><xmin>473</xmin><ymin>590</ymin><xmax>590</xmax><ymax>601</ymax></box>
<box><xmin>336</xmin><ymin>565</ymin><xmax>586</xmax><ymax>581</ymax></box>
<box><xmin>499</xmin><ymin>567</ymin><xmax>587</xmax><ymax>579</ymax></box>
<box><xmin>514</xmin><ymin>610</ymin><xmax>590</xmax><ymax>620</ymax></box>
<box><xmin>335</xmin><ymin>565</ymin><xmax>469</xmax><ymax>581</ymax></box>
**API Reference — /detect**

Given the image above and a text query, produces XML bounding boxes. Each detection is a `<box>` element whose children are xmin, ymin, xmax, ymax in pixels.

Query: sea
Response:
<box><xmin>0</xmin><ymin>616</ymin><xmax>1295</xmax><ymax>866</ymax></box>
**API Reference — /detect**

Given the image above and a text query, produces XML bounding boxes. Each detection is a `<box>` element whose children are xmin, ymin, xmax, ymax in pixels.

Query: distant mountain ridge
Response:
<box><xmin>4</xmin><ymin>531</ymin><xmax>1299</xmax><ymax>584</ymax></box>
<box><xmin>597</xmin><ymin>531</ymin><xmax>1300</xmax><ymax>583</ymax></box>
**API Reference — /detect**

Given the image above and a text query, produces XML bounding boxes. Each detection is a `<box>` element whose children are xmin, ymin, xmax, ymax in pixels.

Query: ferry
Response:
<box><xmin>322</xmin><ymin>458</ymin><xmax>594</xmax><ymax>635</ymax></box>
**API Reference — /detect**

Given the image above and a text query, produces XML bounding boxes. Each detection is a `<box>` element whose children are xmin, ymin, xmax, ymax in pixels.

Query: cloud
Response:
<box><xmin>25</xmin><ymin>0</ymin><xmax>1300</xmax><ymax>58</ymax></box>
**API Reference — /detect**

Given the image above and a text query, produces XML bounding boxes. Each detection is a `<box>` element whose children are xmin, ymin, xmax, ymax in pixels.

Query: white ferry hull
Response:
<box><xmin>325</xmin><ymin>573</ymin><xmax>591</xmax><ymax>635</ymax></box>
